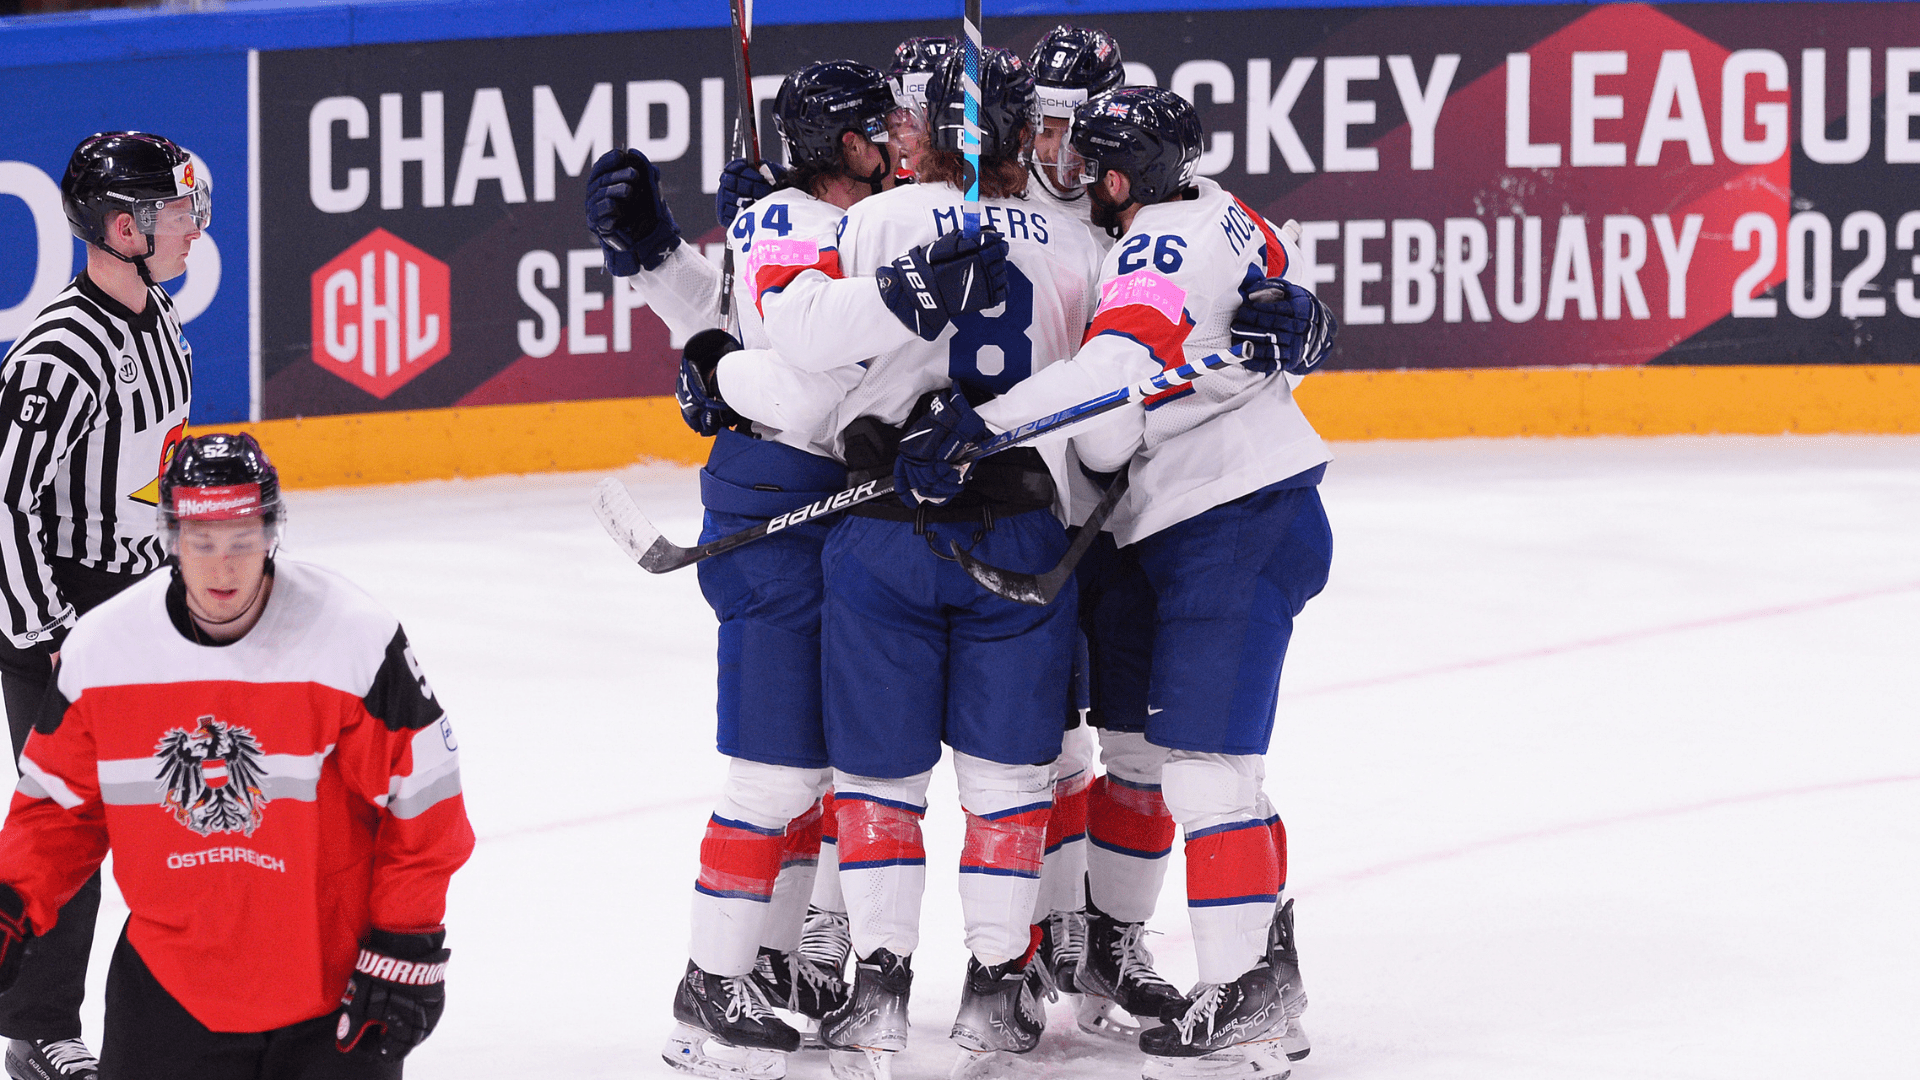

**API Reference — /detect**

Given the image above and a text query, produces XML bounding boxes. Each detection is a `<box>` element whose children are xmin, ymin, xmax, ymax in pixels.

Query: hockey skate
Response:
<box><xmin>800</xmin><ymin>904</ymin><xmax>853</xmax><ymax>976</ymax></box>
<box><xmin>6</xmin><ymin>1039</ymin><xmax>99</xmax><ymax>1080</ymax></box>
<box><xmin>1073</xmin><ymin>898</ymin><xmax>1184</xmax><ymax>1040</ymax></box>
<box><xmin>1032</xmin><ymin>907</ymin><xmax>1086</xmax><ymax>1000</ymax></box>
<box><xmin>663</xmin><ymin>961</ymin><xmax>801</xmax><ymax>1080</ymax></box>
<box><xmin>948</xmin><ymin>954</ymin><xmax>1047</xmax><ymax>1080</ymax></box>
<box><xmin>1266</xmin><ymin>900</ymin><xmax>1310</xmax><ymax>1062</ymax></box>
<box><xmin>754</xmin><ymin>945</ymin><xmax>850</xmax><ymax>1049</ymax></box>
<box><xmin>1138</xmin><ymin>963</ymin><xmax>1292</xmax><ymax>1080</ymax></box>
<box><xmin>820</xmin><ymin>949</ymin><xmax>912</xmax><ymax>1080</ymax></box>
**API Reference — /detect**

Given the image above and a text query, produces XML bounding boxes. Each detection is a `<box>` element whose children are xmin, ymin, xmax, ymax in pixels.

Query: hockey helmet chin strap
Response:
<box><xmin>862</xmin><ymin>138</ymin><xmax>895</xmax><ymax>196</ymax></box>
<box><xmin>98</xmin><ymin>234</ymin><xmax>159</xmax><ymax>289</ymax></box>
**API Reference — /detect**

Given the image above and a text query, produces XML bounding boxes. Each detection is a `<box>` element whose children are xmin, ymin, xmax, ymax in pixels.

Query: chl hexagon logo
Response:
<box><xmin>310</xmin><ymin>228</ymin><xmax>450</xmax><ymax>399</ymax></box>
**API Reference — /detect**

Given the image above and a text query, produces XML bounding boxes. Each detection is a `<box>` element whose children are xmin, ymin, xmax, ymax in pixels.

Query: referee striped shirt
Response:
<box><xmin>0</xmin><ymin>273</ymin><xmax>193</xmax><ymax>649</ymax></box>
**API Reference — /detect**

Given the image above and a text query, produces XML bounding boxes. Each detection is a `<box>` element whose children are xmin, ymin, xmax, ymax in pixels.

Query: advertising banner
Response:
<box><xmin>0</xmin><ymin>53</ymin><xmax>250</xmax><ymax>422</ymax></box>
<box><xmin>257</xmin><ymin>3</ymin><xmax>1920</xmax><ymax>421</ymax></box>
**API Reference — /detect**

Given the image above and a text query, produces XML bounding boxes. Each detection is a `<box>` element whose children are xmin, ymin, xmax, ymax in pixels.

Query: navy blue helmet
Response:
<box><xmin>924</xmin><ymin>47</ymin><xmax>1039</xmax><ymax>160</ymax></box>
<box><xmin>1027</xmin><ymin>26</ymin><xmax>1125</xmax><ymax>119</ymax></box>
<box><xmin>1071</xmin><ymin>86</ymin><xmax>1202</xmax><ymax>204</ymax></box>
<box><xmin>889</xmin><ymin>36</ymin><xmax>956</xmax><ymax>114</ymax></box>
<box><xmin>773</xmin><ymin>61</ymin><xmax>895</xmax><ymax>171</ymax></box>
<box><xmin>890</xmin><ymin>36</ymin><xmax>957</xmax><ymax>79</ymax></box>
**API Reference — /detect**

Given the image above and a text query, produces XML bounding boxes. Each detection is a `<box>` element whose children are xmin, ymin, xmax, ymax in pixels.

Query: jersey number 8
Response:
<box><xmin>947</xmin><ymin>264</ymin><xmax>1035</xmax><ymax>397</ymax></box>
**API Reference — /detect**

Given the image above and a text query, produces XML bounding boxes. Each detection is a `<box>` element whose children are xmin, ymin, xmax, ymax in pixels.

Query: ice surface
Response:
<box><xmin>52</xmin><ymin>435</ymin><xmax>1920</xmax><ymax>1079</ymax></box>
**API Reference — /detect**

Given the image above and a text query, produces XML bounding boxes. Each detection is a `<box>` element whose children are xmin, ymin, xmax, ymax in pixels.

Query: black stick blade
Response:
<box><xmin>951</xmin><ymin>541</ymin><xmax>1069</xmax><ymax>606</ymax></box>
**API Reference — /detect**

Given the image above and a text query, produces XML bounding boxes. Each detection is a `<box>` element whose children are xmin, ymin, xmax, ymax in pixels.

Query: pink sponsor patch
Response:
<box><xmin>1098</xmin><ymin>269</ymin><xmax>1187</xmax><ymax>325</ymax></box>
<box><xmin>745</xmin><ymin>238</ymin><xmax>822</xmax><ymax>286</ymax></box>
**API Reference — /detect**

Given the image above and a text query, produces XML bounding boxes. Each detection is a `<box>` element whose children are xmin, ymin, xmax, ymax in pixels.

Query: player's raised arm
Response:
<box><xmin>584</xmin><ymin>146</ymin><xmax>724</xmax><ymax>339</ymax></box>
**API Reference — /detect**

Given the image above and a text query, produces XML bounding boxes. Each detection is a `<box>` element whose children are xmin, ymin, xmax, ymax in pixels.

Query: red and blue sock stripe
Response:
<box><xmin>1184</xmin><ymin>818</ymin><xmax>1280</xmax><ymax>909</ymax></box>
<box><xmin>1088</xmin><ymin>775</ymin><xmax>1175</xmax><ymax>860</ymax></box>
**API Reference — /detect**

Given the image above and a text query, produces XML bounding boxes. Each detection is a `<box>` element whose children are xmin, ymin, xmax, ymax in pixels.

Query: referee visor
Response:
<box><xmin>123</xmin><ymin>178</ymin><xmax>211</xmax><ymax>237</ymax></box>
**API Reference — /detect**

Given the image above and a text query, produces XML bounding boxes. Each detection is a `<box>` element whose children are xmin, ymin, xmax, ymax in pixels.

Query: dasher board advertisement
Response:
<box><xmin>257</xmin><ymin>5</ymin><xmax>1920</xmax><ymax>421</ymax></box>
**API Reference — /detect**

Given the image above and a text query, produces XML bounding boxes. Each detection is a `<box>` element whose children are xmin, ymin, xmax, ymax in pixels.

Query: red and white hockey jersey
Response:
<box><xmin>0</xmin><ymin>558</ymin><xmax>474</xmax><ymax>1033</ymax></box>
<box><xmin>977</xmin><ymin>177</ymin><xmax>1332</xmax><ymax>545</ymax></box>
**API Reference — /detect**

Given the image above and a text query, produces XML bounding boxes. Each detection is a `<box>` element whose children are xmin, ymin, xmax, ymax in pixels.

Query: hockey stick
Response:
<box><xmin>950</xmin><ymin>470</ymin><xmax>1128</xmax><ymax>605</ymax></box>
<box><xmin>959</xmin><ymin>0</ymin><xmax>983</xmax><ymax>235</ymax></box>
<box><xmin>591</xmin><ymin>350</ymin><xmax>1249</xmax><ymax>573</ymax></box>
<box><xmin>946</xmin><ymin>268</ymin><xmax>1306</xmax><ymax>605</ymax></box>
<box><xmin>717</xmin><ymin>0</ymin><xmax>759</xmax><ymax>331</ymax></box>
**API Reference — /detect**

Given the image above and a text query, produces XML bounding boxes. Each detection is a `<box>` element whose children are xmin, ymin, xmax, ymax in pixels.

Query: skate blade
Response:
<box><xmin>827</xmin><ymin>1047</ymin><xmax>897</xmax><ymax>1080</ymax></box>
<box><xmin>950</xmin><ymin>1047</ymin><xmax>1010</xmax><ymax>1080</ymax></box>
<box><xmin>1074</xmin><ymin>993</ymin><xmax>1161</xmax><ymax>1042</ymax></box>
<box><xmin>791</xmin><ymin>1015</ymin><xmax>826</xmax><ymax>1052</ymax></box>
<box><xmin>1275</xmin><ymin>1016</ymin><xmax>1310</xmax><ymax>1061</ymax></box>
<box><xmin>663</xmin><ymin>1023</ymin><xmax>789</xmax><ymax>1080</ymax></box>
<box><xmin>1141</xmin><ymin>1047</ymin><xmax>1291</xmax><ymax>1080</ymax></box>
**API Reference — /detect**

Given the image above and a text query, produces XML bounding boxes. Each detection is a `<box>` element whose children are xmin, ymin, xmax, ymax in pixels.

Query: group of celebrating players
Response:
<box><xmin>584</xmin><ymin>23</ymin><xmax>1339</xmax><ymax>1080</ymax></box>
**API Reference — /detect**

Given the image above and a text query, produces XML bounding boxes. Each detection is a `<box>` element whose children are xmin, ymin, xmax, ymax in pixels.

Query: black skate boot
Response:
<box><xmin>1034</xmin><ymin>907</ymin><xmax>1086</xmax><ymax>999</ymax></box>
<box><xmin>820</xmin><ymin>949</ymin><xmax>913</xmax><ymax>1080</ymax></box>
<box><xmin>799</xmin><ymin>904</ymin><xmax>853</xmax><ymax>977</ymax></box>
<box><xmin>754</xmin><ymin>946</ymin><xmax>851</xmax><ymax>1020</ymax></box>
<box><xmin>949</xmin><ymin>953</ymin><xmax>1048</xmax><ymax>1078</ymax></box>
<box><xmin>1266</xmin><ymin>899</ymin><xmax>1310</xmax><ymax>1061</ymax></box>
<box><xmin>1074</xmin><ymin>897</ymin><xmax>1185</xmax><ymax>1040</ymax></box>
<box><xmin>754</xmin><ymin>944</ymin><xmax>850</xmax><ymax>1051</ymax></box>
<box><xmin>5</xmin><ymin>1039</ymin><xmax>99</xmax><ymax>1080</ymax></box>
<box><xmin>663</xmin><ymin>961</ymin><xmax>801</xmax><ymax>1080</ymax></box>
<box><xmin>1139</xmin><ymin>963</ymin><xmax>1292</xmax><ymax>1080</ymax></box>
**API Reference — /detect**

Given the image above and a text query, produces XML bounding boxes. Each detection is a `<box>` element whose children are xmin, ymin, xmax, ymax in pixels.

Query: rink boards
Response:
<box><xmin>2</xmin><ymin>0</ymin><xmax>1919</xmax><ymax>484</ymax></box>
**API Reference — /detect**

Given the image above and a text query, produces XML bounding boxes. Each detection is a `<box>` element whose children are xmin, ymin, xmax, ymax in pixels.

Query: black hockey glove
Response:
<box><xmin>585</xmin><ymin>148</ymin><xmax>682</xmax><ymax>277</ymax></box>
<box><xmin>678</xmin><ymin>329</ymin><xmax>745</xmax><ymax>437</ymax></box>
<box><xmin>874</xmin><ymin>227</ymin><xmax>1010</xmax><ymax>342</ymax></box>
<box><xmin>1231</xmin><ymin>278</ymin><xmax>1338</xmax><ymax>376</ymax></box>
<box><xmin>0</xmin><ymin>885</ymin><xmax>30</xmax><ymax>995</ymax></box>
<box><xmin>715</xmin><ymin>157</ymin><xmax>787</xmax><ymax>228</ymax></box>
<box><xmin>895</xmin><ymin>388</ymin><xmax>990</xmax><ymax>507</ymax></box>
<box><xmin>334</xmin><ymin>928</ymin><xmax>450</xmax><ymax>1061</ymax></box>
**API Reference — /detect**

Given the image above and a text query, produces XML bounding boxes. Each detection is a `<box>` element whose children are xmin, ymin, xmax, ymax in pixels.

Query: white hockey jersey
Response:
<box><xmin>619</xmin><ymin>190</ymin><xmax>864</xmax><ymax>457</ymax></box>
<box><xmin>820</xmin><ymin>181</ymin><xmax>1104</xmax><ymax>463</ymax></box>
<box><xmin>976</xmin><ymin>177</ymin><xmax>1332</xmax><ymax>546</ymax></box>
<box><xmin>1024</xmin><ymin>166</ymin><xmax>1112</xmax><ymax>255</ymax></box>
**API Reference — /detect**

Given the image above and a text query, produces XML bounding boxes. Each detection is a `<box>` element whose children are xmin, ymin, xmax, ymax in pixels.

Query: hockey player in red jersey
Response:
<box><xmin>897</xmin><ymin>86</ymin><xmax>1339</xmax><ymax>1079</ymax></box>
<box><xmin>0</xmin><ymin>434</ymin><xmax>474</xmax><ymax>1080</ymax></box>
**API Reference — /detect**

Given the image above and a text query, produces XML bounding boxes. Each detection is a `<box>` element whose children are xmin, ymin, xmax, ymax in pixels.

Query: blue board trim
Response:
<box><xmin>0</xmin><ymin>0</ymin><xmax>1879</xmax><ymax>72</ymax></box>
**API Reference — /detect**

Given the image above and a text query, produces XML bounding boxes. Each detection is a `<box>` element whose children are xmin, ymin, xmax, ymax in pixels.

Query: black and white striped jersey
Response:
<box><xmin>0</xmin><ymin>273</ymin><xmax>193</xmax><ymax>649</ymax></box>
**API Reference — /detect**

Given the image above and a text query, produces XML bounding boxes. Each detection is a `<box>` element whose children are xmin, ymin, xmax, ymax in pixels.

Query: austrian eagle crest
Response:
<box><xmin>154</xmin><ymin>716</ymin><xmax>270</xmax><ymax>837</ymax></box>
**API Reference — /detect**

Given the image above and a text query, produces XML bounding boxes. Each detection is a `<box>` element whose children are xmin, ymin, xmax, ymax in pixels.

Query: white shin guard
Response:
<box><xmin>1162</xmin><ymin>751</ymin><xmax>1275</xmax><ymax>985</ymax></box>
<box><xmin>1086</xmin><ymin>731</ymin><xmax>1173</xmax><ymax>924</ymax></box>
<box><xmin>953</xmin><ymin>751</ymin><xmax>1054</xmax><ymax>965</ymax></box>
<box><xmin>832</xmin><ymin>769</ymin><xmax>933</xmax><ymax>962</ymax></box>
<box><xmin>689</xmin><ymin>760</ymin><xmax>830</xmax><ymax>977</ymax></box>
